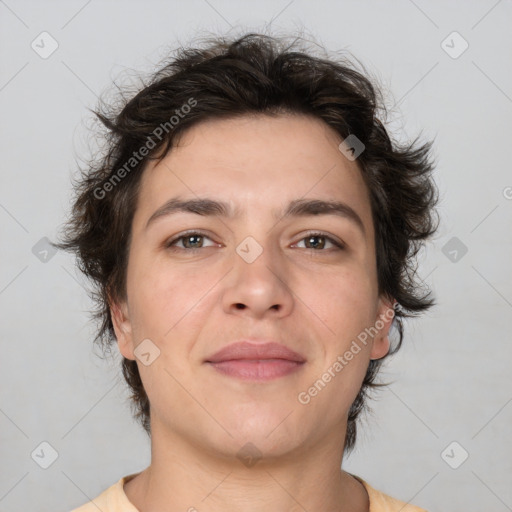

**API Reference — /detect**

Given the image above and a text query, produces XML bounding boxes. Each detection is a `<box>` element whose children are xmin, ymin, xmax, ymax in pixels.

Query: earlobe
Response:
<box><xmin>110</xmin><ymin>300</ymin><xmax>135</xmax><ymax>360</ymax></box>
<box><xmin>369</xmin><ymin>296</ymin><xmax>396</xmax><ymax>360</ymax></box>
<box><xmin>369</xmin><ymin>335</ymin><xmax>390</xmax><ymax>360</ymax></box>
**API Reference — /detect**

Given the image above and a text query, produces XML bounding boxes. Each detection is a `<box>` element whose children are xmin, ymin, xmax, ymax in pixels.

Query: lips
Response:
<box><xmin>205</xmin><ymin>341</ymin><xmax>306</xmax><ymax>364</ymax></box>
<box><xmin>205</xmin><ymin>341</ymin><xmax>306</xmax><ymax>381</ymax></box>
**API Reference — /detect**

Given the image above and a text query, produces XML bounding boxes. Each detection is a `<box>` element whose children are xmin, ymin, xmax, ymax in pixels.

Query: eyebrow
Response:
<box><xmin>145</xmin><ymin>196</ymin><xmax>366</xmax><ymax>235</ymax></box>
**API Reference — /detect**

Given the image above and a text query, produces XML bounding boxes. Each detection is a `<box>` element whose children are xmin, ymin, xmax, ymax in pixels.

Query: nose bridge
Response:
<box><xmin>222</xmin><ymin>235</ymin><xmax>294</xmax><ymax>318</ymax></box>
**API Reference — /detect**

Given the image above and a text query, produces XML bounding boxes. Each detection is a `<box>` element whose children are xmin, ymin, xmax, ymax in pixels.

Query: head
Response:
<box><xmin>55</xmin><ymin>32</ymin><xmax>438</xmax><ymax>458</ymax></box>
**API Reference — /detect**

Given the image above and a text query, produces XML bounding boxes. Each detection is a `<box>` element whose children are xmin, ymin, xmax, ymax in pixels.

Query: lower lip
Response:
<box><xmin>207</xmin><ymin>359</ymin><xmax>305</xmax><ymax>380</ymax></box>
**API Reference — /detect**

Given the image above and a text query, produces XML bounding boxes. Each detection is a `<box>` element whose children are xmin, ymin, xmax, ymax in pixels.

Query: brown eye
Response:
<box><xmin>181</xmin><ymin>234</ymin><xmax>205</xmax><ymax>249</ymax></box>
<box><xmin>166</xmin><ymin>231</ymin><xmax>216</xmax><ymax>251</ymax></box>
<box><xmin>304</xmin><ymin>235</ymin><xmax>327</xmax><ymax>249</ymax></box>
<box><xmin>295</xmin><ymin>233</ymin><xmax>344</xmax><ymax>250</ymax></box>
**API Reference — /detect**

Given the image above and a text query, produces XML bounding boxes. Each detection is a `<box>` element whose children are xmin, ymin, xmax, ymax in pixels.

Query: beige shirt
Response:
<box><xmin>70</xmin><ymin>473</ymin><xmax>427</xmax><ymax>511</ymax></box>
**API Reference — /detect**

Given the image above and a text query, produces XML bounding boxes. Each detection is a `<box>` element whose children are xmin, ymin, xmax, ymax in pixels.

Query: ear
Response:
<box><xmin>369</xmin><ymin>295</ymin><xmax>396</xmax><ymax>360</ymax></box>
<box><xmin>110</xmin><ymin>298</ymin><xmax>135</xmax><ymax>361</ymax></box>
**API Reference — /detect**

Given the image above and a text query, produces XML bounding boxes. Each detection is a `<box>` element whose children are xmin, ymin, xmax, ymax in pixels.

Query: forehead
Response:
<box><xmin>134</xmin><ymin>114</ymin><xmax>373</xmax><ymax>233</ymax></box>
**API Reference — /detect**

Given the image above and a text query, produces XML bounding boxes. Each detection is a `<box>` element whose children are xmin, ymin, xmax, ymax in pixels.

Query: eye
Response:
<box><xmin>293</xmin><ymin>232</ymin><xmax>345</xmax><ymax>251</ymax></box>
<box><xmin>165</xmin><ymin>231</ymin><xmax>218</xmax><ymax>251</ymax></box>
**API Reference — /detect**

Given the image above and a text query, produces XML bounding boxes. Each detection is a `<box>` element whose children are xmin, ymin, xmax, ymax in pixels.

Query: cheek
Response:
<box><xmin>126</xmin><ymin>253</ymin><xmax>219</xmax><ymax>340</ymax></box>
<box><xmin>306</xmin><ymin>266</ymin><xmax>377</xmax><ymax>342</ymax></box>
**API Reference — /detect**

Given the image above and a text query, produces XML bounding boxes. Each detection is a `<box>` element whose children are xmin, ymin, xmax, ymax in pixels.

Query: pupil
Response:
<box><xmin>307</xmin><ymin>236</ymin><xmax>324</xmax><ymax>249</ymax></box>
<box><xmin>186</xmin><ymin>235</ymin><xmax>202</xmax><ymax>248</ymax></box>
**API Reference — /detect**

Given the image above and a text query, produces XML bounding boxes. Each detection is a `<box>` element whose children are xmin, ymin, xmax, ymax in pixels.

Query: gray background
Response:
<box><xmin>1</xmin><ymin>1</ymin><xmax>511</xmax><ymax>511</ymax></box>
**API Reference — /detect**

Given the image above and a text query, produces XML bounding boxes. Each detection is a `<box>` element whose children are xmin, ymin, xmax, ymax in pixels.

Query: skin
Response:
<box><xmin>111</xmin><ymin>113</ymin><xmax>395</xmax><ymax>512</ymax></box>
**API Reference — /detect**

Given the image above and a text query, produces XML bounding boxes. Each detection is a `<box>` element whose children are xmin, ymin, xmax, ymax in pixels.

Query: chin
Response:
<box><xmin>222</xmin><ymin>407</ymin><xmax>304</xmax><ymax>449</ymax></box>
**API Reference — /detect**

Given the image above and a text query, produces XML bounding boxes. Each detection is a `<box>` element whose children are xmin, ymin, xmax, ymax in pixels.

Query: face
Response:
<box><xmin>111</xmin><ymin>114</ymin><xmax>394</xmax><ymax>459</ymax></box>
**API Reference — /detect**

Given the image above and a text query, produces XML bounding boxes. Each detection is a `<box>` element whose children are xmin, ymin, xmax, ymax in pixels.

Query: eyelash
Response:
<box><xmin>165</xmin><ymin>230</ymin><xmax>345</xmax><ymax>252</ymax></box>
<box><xmin>165</xmin><ymin>230</ymin><xmax>217</xmax><ymax>252</ymax></box>
<box><xmin>295</xmin><ymin>232</ymin><xmax>346</xmax><ymax>251</ymax></box>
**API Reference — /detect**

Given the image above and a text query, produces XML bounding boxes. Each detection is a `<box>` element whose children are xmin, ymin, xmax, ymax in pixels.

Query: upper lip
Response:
<box><xmin>205</xmin><ymin>341</ymin><xmax>306</xmax><ymax>363</ymax></box>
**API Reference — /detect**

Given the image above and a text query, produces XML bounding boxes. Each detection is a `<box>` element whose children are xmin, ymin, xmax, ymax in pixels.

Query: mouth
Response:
<box><xmin>207</xmin><ymin>359</ymin><xmax>305</xmax><ymax>380</ymax></box>
<box><xmin>205</xmin><ymin>341</ymin><xmax>306</xmax><ymax>381</ymax></box>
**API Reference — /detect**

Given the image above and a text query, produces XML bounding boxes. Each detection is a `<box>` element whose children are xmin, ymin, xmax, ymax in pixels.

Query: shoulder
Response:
<box><xmin>69</xmin><ymin>474</ymin><xmax>140</xmax><ymax>512</ymax></box>
<box><xmin>351</xmin><ymin>474</ymin><xmax>428</xmax><ymax>512</ymax></box>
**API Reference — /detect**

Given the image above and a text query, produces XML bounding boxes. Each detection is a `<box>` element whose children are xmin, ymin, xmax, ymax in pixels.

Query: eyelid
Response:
<box><xmin>164</xmin><ymin>230</ymin><xmax>346</xmax><ymax>251</ymax></box>
<box><xmin>291</xmin><ymin>230</ymin><xmax>346</xmax><ymax>250</ymax></box>
<box><xmin>165</xmin><ymin>230</ymin><xmax>219</xmax><ymax>249</ymax></box>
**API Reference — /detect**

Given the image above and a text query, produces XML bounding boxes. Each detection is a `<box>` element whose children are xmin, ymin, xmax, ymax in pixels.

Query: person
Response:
<box><xmin>55</xmin><ymin>31</ymin><xmax>439</xmax><ymax>512</ymax></box>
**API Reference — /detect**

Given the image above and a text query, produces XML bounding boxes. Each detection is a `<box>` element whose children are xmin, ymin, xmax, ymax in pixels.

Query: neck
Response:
<box><xmin>124</xmin><ymin>420</ymin><xmax>369</xmax><ymax>512</ymax></box>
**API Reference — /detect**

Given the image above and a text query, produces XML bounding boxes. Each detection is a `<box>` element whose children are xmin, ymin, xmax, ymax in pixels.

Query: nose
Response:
<box><xmin>221</xmin><ymin>241</ymin><xmax>294</xmax><ymax>319</ymax></box>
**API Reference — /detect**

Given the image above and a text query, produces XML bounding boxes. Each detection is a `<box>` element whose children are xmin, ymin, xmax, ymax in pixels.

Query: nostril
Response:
<box><xmin>235</xmin><ymin>303</ymin><xmax>246</xmax><ymax>310</ymax></box>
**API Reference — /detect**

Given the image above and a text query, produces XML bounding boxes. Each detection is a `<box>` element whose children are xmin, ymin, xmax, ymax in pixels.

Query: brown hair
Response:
<box><xmin>54</xmin><ymin>31</ymin><xmax>439</xmax><ymax>455</ymax></box>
